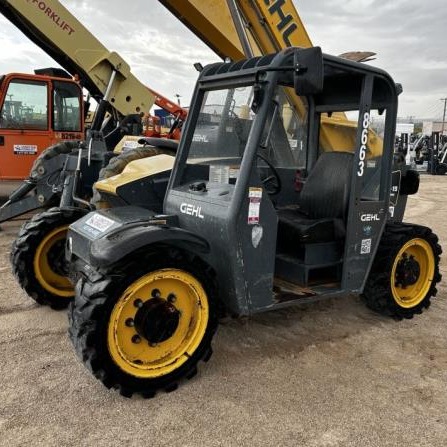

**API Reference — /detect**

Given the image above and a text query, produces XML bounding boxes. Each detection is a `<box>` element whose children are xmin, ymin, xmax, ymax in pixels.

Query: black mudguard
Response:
<box><xmin>90</xmin><ymin>225</ymin><xmax>209</xmax><ymax>266</ymax></box>
<box><xmin>67</xmin><ymin>207</ymin><xmax>209</xmax><ymax>269</ymax></box>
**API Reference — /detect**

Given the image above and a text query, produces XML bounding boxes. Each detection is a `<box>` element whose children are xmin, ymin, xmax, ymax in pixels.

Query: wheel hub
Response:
<box><xmin>395</xmin><ymin>253</ymin><xmax>420</xmax><ymax>288</ymax></box>
<box><xmin>134</xmin><ymin>296</ymin><xmax>180</xmax><ymax>344</ymax></box>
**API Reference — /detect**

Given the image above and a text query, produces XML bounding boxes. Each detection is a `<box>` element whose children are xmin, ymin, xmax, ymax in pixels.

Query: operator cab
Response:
<box><xmin>165</xmin><ymin>47</ymin><xmax>398</xmax><ymax>314</ymax></box>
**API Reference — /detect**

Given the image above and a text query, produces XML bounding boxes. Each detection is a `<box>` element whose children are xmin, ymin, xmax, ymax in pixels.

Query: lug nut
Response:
<box><xmin>149</xmin><ymin>342</ymin><xmax>158</xmax><ymax>347</ymax></box>
<box><xmin>151</xmin><ymin>289</ymin><xmax>161</xmax><ymax>298</ymax></box>
<box><xmin>167</xmin><ymin>293</ymin><xmax>176</xmax><ymax>303</ymax></box>
<box><xmin>125</xmin><ymin>318</ymin><xmax>135</xmax><ymax>327</ymax></box>
<box><xmin>132</xmin><ymin>335</ymin><xmax>142</xmax><ymax>344</ymax></box>
<box><xmin>133</xmin><ymin>299</ymin><xmax>143</xmax><ymax>308</ymax></box>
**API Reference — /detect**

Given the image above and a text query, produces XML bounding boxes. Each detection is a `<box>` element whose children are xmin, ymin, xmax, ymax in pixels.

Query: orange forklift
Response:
<box><xmin>0</xmin><ymin>68</ymin><xmax>84</xmax><ymax>184</ymax></box>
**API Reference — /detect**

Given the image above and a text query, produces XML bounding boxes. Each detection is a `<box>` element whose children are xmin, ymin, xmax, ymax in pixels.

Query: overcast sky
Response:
<box><xmin>0</xmin><ymin>0</ymin><xmax>445</xmax><ymax>120</ymax></box>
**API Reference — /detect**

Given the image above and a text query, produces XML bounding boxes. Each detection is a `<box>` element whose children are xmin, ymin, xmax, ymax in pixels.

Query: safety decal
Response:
<box><xmin>210</xmin><ymin>165</ymin><xmax>230</xmax><ymax>184</ymax></box>
<box><xmin>248</xmin><ymin>187</ymin><xmax>262</xmax><ymax>224</ymax></box>
<box><xmin>122</xmin><ymin>140</ymin><xmax>140</xmax><ymax>151</ymax></box>
<box><xmin>14</xmin><ymin>144</ymin><xmax>37</xmax><ymax>155</ymax></box>
<box><xmin>84</xmin><ymin>213</ymin><xmax>115</xmax><ymax>233</ymax></box>
<box><xmin>248</xmin><ymin>187</ymin><xmax>263</xmax><ymax>199</ymax></box>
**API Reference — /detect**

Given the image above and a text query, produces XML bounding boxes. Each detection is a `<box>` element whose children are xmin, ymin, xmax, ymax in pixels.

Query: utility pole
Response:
<box><xmin>441</xmin><ymin>98</ymin><xmax>447</xmax><ymax>136</ymax></box>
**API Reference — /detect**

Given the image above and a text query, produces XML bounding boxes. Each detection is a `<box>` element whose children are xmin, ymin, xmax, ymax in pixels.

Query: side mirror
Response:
<box><xmin>294</xmin><ymin>47</ymin><xmax>324</xmax><ymax>95</ymax></box>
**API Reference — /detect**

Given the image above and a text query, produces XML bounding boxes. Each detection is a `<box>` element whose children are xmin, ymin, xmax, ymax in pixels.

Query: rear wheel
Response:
<box><xmin>68</xmin><ymin>250</ymin><xmax>218</xmax><ymax>397</ymax></box>
<box><xmin>10</xmin><ymin>207</ymin><xmax>87</xmax><ymax>309</ymax></box>
<box><xmin>362</xmin><ymin>223</ymin><xmax>442</xmax><ymax>319</ymax></box>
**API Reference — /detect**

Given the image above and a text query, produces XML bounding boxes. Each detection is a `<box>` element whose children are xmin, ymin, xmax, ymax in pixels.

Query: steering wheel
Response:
<box><xmin>256</xmin><ymin>153</ymin><xmax>281</xmax><ymax>195</ymax></box>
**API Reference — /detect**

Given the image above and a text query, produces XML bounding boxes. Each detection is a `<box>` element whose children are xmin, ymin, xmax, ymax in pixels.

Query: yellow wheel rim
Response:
<box><xmin>33</xmin><ymin>225</ymin><xmax>73</xmax><ymax>297</ymax></box>
<box><xmin>391</xmin><ymin>238</ymin><xmax>435</xmax><ymax>308</ymax></box>
<box><xmin>107</xmin><ymin>269</ymin><xmax>209</xmax><ymax>379</ymax></box>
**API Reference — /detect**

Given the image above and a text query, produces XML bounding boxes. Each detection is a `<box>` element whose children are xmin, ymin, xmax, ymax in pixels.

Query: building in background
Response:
<box><xmin>422</xmin><ymin>121</ymin><xmax>446</xmax><ymax>136</ymax></box>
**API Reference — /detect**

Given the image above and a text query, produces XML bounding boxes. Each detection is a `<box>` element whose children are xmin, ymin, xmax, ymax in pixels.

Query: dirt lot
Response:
<box><xmin>0</xmin><ymin>176</ymin><xmax>446</xmax><ymax>447</ymax></box>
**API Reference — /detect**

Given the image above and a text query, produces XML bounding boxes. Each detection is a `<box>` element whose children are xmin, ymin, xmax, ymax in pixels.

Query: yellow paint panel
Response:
<box><xmin>239</xmin><ymin>0</ymin><xmax>312</xmax><ymax>53</ymax></box>
<box><xmin>94</xmin><ymin>154</ymin><xmax>175</xmax><ymax>195</ymax></box>
<box><xmin>160</xmin><ymin>0</ymin><xmax>247</xmax><ymax>60</ymax></box>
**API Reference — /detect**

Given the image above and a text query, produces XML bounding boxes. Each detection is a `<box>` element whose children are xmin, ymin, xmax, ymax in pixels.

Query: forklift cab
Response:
<box><xmin>165</xmin><ymin>47</ymin><xmax>399</xmax><ymax>315</ymax></box>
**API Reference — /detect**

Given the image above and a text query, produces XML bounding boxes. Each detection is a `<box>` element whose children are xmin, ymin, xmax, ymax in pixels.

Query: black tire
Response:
<box><xmin>68</xmin><ymin>248</ymin><xmax>218</xmax><ymax>397</ymax></box>
<box><xmin>91</xmin><ymin>146</ymin><xmax>175</xmax><ymax>207</ymax></box>
<box><xmin>30</xmin><ymin>141</ymin><xmax>80</xmax><ymax>181</ymax></box>
<box><xmin>362</xmin><ymin>223</ymin><xmax>442</xmax><ymax>319</ymax></box>
<box><xmin>435</xmin><ymin>163</ymin><xmax>447</xmax><ymax>175</ymax></box>
<box><xmin>10</xmin><ymin>207</ymin><xmax>87</xmax><ymax>309</ymax></box>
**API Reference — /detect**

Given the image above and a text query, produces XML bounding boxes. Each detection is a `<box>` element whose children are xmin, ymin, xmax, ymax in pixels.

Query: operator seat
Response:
<box><xmin>277</xmin><ymin>151</ymin><xmax>354</xmax><ymax>248</ymax></box>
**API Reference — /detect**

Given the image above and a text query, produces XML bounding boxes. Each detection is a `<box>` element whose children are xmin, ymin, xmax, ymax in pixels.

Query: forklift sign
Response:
<box><xmin>13</xmin><ymin>144</ymin><xmax>37</xmax><ymax>155</ymax></box>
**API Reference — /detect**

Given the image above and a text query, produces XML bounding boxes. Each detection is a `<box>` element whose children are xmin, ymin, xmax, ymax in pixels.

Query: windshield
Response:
<box><xmin>180</xmin><ymin>85</ymin><xmax>308</xmax><ymax>188</ymax></box>
<box><xmin>179</xmin><ymin>86</ymin><xmax>255</xmax><ymax>185</ymax></box>
<box><xmin>190</xmin><ymin>86</ymin><xmax>255</xmax><ymax>161</ymax></box>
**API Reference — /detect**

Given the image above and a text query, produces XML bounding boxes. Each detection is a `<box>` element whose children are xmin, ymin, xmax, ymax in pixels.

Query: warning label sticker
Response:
<box><xmin>210</xmin><ymin>165</ymin><xmax>230</xmax><ymax>184</ymax></box>
<box><xmin>248</xmin><ymin>187</ymin><xmax>263</xmax><ymax>199</ymax></box>
<box><xmin>84</xmin><ymin>213</ymin><xmax>115</xmax><ymax>233</ymax></box>
<box><xmin>14</xmin><ymin>144</ymin><xmax>37</xmax><ymax>155</ymax></box>
<box><xmin>122</xmin><ymin>140</ymin><xmax>140</xmax><ymax>151</ymax></box>
<box><xmin>248</xmin><ymin>201</ymin><xmax>261</xmax><ymax>224</ymax></box>
<box><xmin>248</xmin><ymin>187</ymin><xmax>263</xmax><ymax>224</ymax></box>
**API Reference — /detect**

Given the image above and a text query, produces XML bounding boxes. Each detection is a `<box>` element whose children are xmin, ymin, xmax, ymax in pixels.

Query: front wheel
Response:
<box><xmin>68</xmin><ymin>250</ymin><xmax>218</xmax><ymax>397</ymax></box>
<box><xmin>10</xmin><ymin>207</ymin><xmax>87</xmax><ymax>309</ymax></box>
<box><xmin>362</xmin><ymin>223</ymin><xmax>442</xmax><ymax>319</ymax></box>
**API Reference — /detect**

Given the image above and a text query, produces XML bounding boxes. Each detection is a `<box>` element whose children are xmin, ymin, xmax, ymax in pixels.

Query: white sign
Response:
<box><xmin>14</xmin><ymin>144</ymin><xmax>37</xmax><ymax>155</ymax></box>
<box><xmin>85</xmin><ymin>214</ymin><xmax>115</xmax><ymax>233</ymax></box>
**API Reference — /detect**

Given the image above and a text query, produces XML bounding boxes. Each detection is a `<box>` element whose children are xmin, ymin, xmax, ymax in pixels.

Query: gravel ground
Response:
<box><xmin>0</xmin><ymin>175</ymin><xmax>446</xmax><ymax>447</ymax></box>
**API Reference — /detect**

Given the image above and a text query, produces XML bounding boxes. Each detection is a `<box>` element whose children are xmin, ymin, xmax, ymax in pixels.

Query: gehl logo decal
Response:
<box><xmin>180</xmin><ymin>203</ymin><xmax>204</xmax><ymax>219</ymax></box>
<box><xmin>263</xmin><ymin>0</ymin><xmax>298</xmax><ymax>46</ymax></box>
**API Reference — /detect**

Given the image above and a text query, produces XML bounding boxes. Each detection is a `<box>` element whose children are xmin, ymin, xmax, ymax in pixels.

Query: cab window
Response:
<box><xmin>53</xmin><ymin>81</ymin><xmax>82</xmax><ymax>132</ymax></box>
<box><xmin>0</xmin><ymin>79</ymin><xmax>48</xmax><ymax>130</ymax></box>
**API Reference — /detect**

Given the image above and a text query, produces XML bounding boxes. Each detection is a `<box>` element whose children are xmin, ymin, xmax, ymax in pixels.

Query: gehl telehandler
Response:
<box><xmin>66</xmin><ymin>47</ymin><xmax>442</xmax><ymax>397</ymax></box>
<box><xmin>5</xmin><ymin>0</ymin><xmax>383</xmax><ymax>310</ymax></box>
